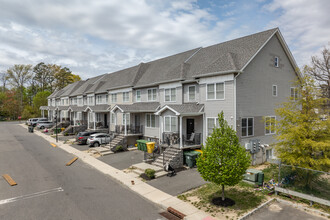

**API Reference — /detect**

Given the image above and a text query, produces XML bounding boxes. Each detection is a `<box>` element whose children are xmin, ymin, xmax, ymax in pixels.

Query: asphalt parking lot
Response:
<box><xmin>246</xmin><ymin>201</ymin><xmax>326</xmax><ymax>220</ymax></box>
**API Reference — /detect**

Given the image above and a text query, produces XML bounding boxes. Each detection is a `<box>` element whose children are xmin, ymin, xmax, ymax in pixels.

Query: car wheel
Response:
<box><xmin>40</xmin><ymin>126</ymin><xmax>44</xmax><ymax>129</ymax></box>
<box><xmin>93</xmin><ymin>142</ymin><xmax>100</xmax><ymax>147</ymax></box>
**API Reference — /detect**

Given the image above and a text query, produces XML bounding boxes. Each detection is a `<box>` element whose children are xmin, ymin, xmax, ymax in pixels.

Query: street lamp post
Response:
<box><xmin>55</xmin><ymin>110</ymin><xmax>58</xmax><ymax>143</ymax></box>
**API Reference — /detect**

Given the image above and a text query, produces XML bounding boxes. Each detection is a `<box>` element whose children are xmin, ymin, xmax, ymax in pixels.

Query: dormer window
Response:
<box><xmin>274</xmin><ymin>56</ymin><xmax>279</xmax><ymax>67</ymax></box>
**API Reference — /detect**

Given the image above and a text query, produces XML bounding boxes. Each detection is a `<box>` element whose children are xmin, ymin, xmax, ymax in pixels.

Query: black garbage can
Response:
<box><xmin>28</xmin><ymin>126</ymin><xmax>34</xmax><ymax>133</ymax></box>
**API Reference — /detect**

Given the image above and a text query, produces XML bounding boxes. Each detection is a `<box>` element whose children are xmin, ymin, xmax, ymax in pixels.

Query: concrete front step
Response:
<box><xmin>100</xmin><ymin>151</ymin><xmax>114</xmax><ymax>156</ymax></box>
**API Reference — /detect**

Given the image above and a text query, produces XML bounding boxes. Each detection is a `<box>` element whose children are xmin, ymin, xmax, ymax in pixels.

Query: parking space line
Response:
<box><xmin>2</xmin><ymin>174</ymin><xmax>17</xmax><ymax>186</ymax></box>
<box><xmin>0</xmin><ymin>187</ymin><xmax>64</xmax><ymax>205</ymax></box>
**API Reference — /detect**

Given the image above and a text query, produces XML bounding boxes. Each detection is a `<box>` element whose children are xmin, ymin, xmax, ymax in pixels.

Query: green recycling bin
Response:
<box><xmin>184</xmin><ymin>151</ymin><xmax>201</xmax><ymax>168</ymax></box>
<box><xmin>53</xmin><ymin>128</ymin><xmax>61</xmax><ymax>134</ymax></box>
<box><xmin>136</xmin><ymin>140</ymin><xmax>149</xmax><ymax>152</ymax></box>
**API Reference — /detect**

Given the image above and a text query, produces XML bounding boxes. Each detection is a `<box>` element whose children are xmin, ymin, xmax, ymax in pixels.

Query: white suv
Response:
<box><xmin>87</xmin><ymin>133</ymin><xmax>111</xmax><ymax>147</ymax></box>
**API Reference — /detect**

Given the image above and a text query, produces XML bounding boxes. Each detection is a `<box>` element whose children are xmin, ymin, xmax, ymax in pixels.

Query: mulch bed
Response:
<box><xmin>212</xmin><ymin>197</ymin><xmax>235</xmax><ymax>207</ymax></box>
<box><xmin>140</xmin><ymin>173</ymin><xmax>154</xmax><ymax>181</ymax></box>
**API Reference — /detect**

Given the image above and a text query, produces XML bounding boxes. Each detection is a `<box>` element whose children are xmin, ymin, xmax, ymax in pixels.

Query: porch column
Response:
<box><xmin>74</xmin><ymin>112</ymin><xmax>76</xmax><ymax>126</ymax></box>
<box><xmin>159</xmin><ymin>115</ymin><xmax>162</xmax><ymax>142</ymax></box>
<box><xmin>87</xmin><ymin>112</ymin><xmax>90</xmax><ymax>129</ymax></box>
<box><xmin>93</xmin><ymin>112</ymin><xmax>96</xmax><ymax>130</ymax></box>
<box><xmin>42</xmin><ymin>110</ymin><xmax>44</xmax><ymax>118</ymax></box>
<box><xmin>179</xmin><ymin>116</ymin><xmax>183</xmax><ymax>149</ymax></box>
<box><xmin>124</xmin><ymin>113</ymin><xmax>127</xmax><ymax>136</ymax></box>
<box><xmin>60</xmin><ymin>111</ymin><xmax>62</xmax><ymax>122</ymax></box>
<box><xmin>69</xmin><ymin>111</ymin><xmax>71</xmax><ymax>124</ymax></box>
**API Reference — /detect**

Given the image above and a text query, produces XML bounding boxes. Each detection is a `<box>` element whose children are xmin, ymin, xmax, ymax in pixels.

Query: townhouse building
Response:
<box><xmin>42</xmin><ymin>28</ymin><xmax>300</xmax><ymax>165</ymax></box>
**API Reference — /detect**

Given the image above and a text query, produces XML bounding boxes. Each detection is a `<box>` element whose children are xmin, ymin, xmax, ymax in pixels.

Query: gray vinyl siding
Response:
<box><xmin>134</xmin><ymin>88</ymin><xmax>159</xmax><ymax>102</ymax></box>
<box><xmin>200</xmin><ymin>80</ymin><xmax>235</xmax><ymax>126</ymax></box>
<box><xmin>236</xmin><ymin>34</ymin><xmax>298</xmax><ymax>145</ymax></box>
<box><xmin>144</xmin><ymin>113</ymin><xmax>160</xmax><ymax>138</ymax></box>
<box><xmin>159</xmin><ymin>86</ymin><xmax>183</xmax><ymax>106</ymax></box>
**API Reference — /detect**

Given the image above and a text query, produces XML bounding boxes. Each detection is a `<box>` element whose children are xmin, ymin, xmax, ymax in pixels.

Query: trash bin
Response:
<box><xmin>28</xmin><ymin>126</ymin><xmax>34</xmax><ymax>133</ymax></box>
<box><xmin>136</xmin><ymin>140</ymin><xmax>148</xmax><ymax>152</ymax></box>
<box><xmin>146</xmin><ymin>142</ymin><xmax>155</xmax><ymax>153</ymax></box>
<box><xmin>54</xmin><ymin>128</ymin><xmax>61</xmax><ymax>134</ymax></box>
<box><xmin>184</xmin><ymin>151</ymin><xmax>201</xmax><ymax>168</ymax></box>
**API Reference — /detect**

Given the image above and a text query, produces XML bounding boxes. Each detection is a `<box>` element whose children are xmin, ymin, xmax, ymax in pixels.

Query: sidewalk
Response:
<box><xmin>21</xmin><ymin>124</ymin><xmax>213</xmax><ymax>220</ymax></box>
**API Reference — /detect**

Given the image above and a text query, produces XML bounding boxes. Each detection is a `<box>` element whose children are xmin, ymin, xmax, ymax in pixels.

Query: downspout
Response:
<box><xmin>233</xmin><ymin>72</ymin><xmax>241</xmax><ymax>132</ymax></box>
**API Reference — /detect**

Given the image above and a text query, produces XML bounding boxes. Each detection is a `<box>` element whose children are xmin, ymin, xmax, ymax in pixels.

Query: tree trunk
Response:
<box><xmin>221</xmin><ymin>185</ymin><xmax>225</xmax><ymax>201</ymax></box>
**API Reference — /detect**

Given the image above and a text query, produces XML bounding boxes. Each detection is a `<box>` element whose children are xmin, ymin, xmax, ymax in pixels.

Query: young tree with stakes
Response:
<box><xmin>196</xmin><ymin>111</ymin><xmax>250</xmax><ymax>205</ymax></box>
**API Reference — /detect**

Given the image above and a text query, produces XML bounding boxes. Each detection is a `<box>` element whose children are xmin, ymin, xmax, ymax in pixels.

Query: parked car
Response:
<box><xmin>29</xmin><ymin>118</ymin><xmax>48</xmax><ymax>127</ymax></box>
<box><xmin>27</xmin><ymin>118</ymin><xmax>38</xmax><ymax>126</ymax></box>
<box><xmin>87</xmin><ymin>133</ymin><xmax>111</xmax><ymax>147</ymax></box>
<box><xmin>76</xmin><ymin>131</ymin><xmax>99</xmax><ymax>145</ymax></box>
<box><xmin>37</xmin><ymin>121</ymin><xmax>54</xmax><ymax>129</ymax></box>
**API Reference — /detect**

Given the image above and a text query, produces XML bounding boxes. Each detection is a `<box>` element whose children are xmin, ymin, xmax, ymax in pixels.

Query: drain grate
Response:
<box><xmin>159</xmin><ymin>211</ymin><xmax>182</xmax><ymax>220</ymax></box>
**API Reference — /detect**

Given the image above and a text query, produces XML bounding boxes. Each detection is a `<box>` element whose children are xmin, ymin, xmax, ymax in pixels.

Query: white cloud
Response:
<box><xmin>264</xmin><ymin>0</ymin><xmax>330</xmax><ymax>67</ymax></box>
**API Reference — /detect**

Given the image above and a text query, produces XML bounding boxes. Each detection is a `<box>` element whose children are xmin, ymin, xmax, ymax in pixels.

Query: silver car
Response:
<box><xmin>87</xmin><ymin>133</ymin><xmax>111</xmax><ymax>147</ymax></box>
<box><xmin>37</xmin><ymin>121</ymin><xmax>54</xmax><ymax>129</ymax></box>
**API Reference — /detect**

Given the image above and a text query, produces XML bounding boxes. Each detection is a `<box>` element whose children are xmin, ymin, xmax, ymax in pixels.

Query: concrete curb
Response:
<box><xmin>21</xmin><ymin>124</ymin><xmax>213</xmax><ymax>220</ymax></box>
<box><xmin>239</xmin><ymin>198</ymin><xmax>275</xmax><ymax>220</ymax></box>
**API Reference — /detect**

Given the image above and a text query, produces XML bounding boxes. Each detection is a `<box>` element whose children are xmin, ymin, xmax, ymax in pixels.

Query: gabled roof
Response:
<box><xmin>84</xmin><ymin>104</ymin><xmax>109</xmax><ymax>112</ymax></box>
<box><xmin>67</xmin><ymin>105</ymin><xmax>87</xmax><ymax>112</ymax></box>
<box><xmin>134</xmin><ymin>48</ymin><xmax>200</xmax><ymax>88</ymax></box>
<box><xmin>70</xmin><ymin>74</ymin><xmax>106</xmax><ymax>97</ymax></box>
<box><xmin>155</xmin><ymin>103</ymin><xmax>204</xmax><ymax>116</ymax></box>
<box><xmin>111</xmin><ymin>102</ymin><xmax>160</xmax><ymax>113</ymax></box>
<box><xmin>59</xmin><ymin>81</ymin><xmax>85</xmax><ymax>97</ymax></box>
<box><xmin>184</xmin><ymin>28</ymin><xmax>278</xmax><ymax>78</ymax></box>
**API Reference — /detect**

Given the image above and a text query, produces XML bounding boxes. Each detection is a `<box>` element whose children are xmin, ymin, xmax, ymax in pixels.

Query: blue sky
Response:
<box><xmin>0</xmin><ymin>0</ymin><xmax>329</xmax><ymax>79</ymax></box>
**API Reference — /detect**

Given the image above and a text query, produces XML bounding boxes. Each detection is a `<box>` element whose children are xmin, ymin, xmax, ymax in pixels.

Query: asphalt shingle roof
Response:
<box><xmin>166</xmin><ymin>103</ymin><xmax>204</xmax><ymax>114</ymax></box>
<box><xmin>49</xmin><ymin>28</ymin><xmax>279</xmax><ymax>98</ymax></box>
<box><xmin>115</xmin><ymin>102</ymin><xmax>160</xmax><ymax>113</ymax></box>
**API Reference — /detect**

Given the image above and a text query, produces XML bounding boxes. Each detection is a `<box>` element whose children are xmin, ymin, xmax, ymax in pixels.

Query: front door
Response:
<box><xmin>135</xmin><ymin>115</ymin><xmax>140</xmax><ymax>133</ymax></box>
<box><xmin>186</xmin><ymin>119</ymin><xmax>194</xmax><ymax>137</ymax></box>
<box><xmin>104</xmin><ymin>114</ymin><xmax>108</xmax><ymax>128</ymax></box>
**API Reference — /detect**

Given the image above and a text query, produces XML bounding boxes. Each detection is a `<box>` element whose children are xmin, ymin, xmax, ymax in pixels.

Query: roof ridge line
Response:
<box><xmin>184</xmin><ymin>47</ymin><xmax>203</xmax><ymax>63</ymax></box>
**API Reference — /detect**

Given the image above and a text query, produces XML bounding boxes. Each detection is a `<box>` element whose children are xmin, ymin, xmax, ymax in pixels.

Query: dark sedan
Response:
<box><xmin>76</xmin><ymin>131</ymin><xmax>99</xmax><ymax>145</ymax></box>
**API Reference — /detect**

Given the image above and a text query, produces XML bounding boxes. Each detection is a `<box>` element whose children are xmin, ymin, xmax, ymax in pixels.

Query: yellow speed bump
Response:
<box><xmin>66</xmin><ymin>157</ymin><xmax>78</xmax><ymax>166</ymax></box>
<box><xmin>50</xmin><ymin>143</ymin><xmax>57</xmax><ymax>147</ymax></box>
<box><xmin>2</xmin><ymin>174</ymin><xmax>17</xmax><ymax>186</ymax></box>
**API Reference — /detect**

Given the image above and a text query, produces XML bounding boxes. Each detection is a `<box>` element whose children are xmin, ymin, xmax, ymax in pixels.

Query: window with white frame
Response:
<box><xmin>274</xmin><ymin>56</ymin><xmax>279</xmax><ymax>67</ymax></box>
<box><xmin>87</xmin><ymin>96</ymin><xmax>94</xmax><ymax>105</ymax></box>
<box><xmin>110</xmin><ymin>113</ymin><xmax>115</xmax><ymax>124</ymax></box>
<box><xmin>146</xmin><ymin>114</ymin><xmax>156</xmax><ymax>128</ymax></box>
<box><xmin>122</xmin><ymin>113</ymin><xmax>130</xmax><ymax>125</ymax></box>
<box><xmin>48</xmin><ymin>100</ymin><xmax>51</xmax><ymax>106</ymax></box>
<box><xmin>61</xmin><ymin>99</ymin><xmax>64</xmax><ymax>106</ymax></box>
<box><xmin>241</xmin><ymin>117</ymin><xmax>253</xmax><ymax>137</ymax></box>
<box><xmin>83</xmin><ymin>97</ymin><xmax>87</xmax><ymax>105</ymax></box>
<box><xmin>96</xmin><ymin>113</ymin><xmax>102</xmax><ymax>122</ymax></box>
<box><xmin>78</xmin><ymin>97</ymin><xmax>83</xmax><ymax>105</ymax></box>
<box><xmin>111</xmin><ymin>93</ymin><xmax>117</xmax><ymax>103</ymax></box>
<box><xmin>136</xmin><ymin>90</ymin><xmax>141</xmax><ymax>102</ymax></box>
<box><xmin>265</xmin><ymin>116</ymin><xmax>276</xmax><ymax>135</ymax></box>
<box><xmin>105</xmin><ymin>95</ymin><xmax>108</xmax><ymax>104</ymax></box>
<box><xmin>207</xmin><ymin>118</ymin><xmax>219</xmax><ymax>136</ymax></box>
<box><xmin>123</xmin><ymin>92</ymin><xmax>129</xmax><ymax>102</ymax></box>
<box><xmin>88</xmin><ymin>112</ymin><xmax>94</xmax><ymax>122</ymax></box>
<box><xmin>207</xmin><ymin>82</ymin><xmax>224</xmax><ymax>100</ymax></box>
<box><xmin>77</xmin><ymin>112</ymin><xmax>82</xmax><ymax>120</ymax></box>
<box><xmin>290</xmin><ymin>87</ymin><xmax>298</xmax><ymax>101</ymax></box>
<box><xmin>188</xmin><ymin>85</ymin><xmax>196</xmax><ymax>101</ymax></box>
<box><xmin>165</xmin><ymin>88</ymin><xmax>176</xmax><ymax>102</ymax></box>
<box><xmin>164</xmin><ymin>116</ymin><xmax>177</xmax><ymax>132</ymax></box>
<box><xmin>148</xmin><ymin>88</ymin><xmax>157</xmax><ymax>101</ymax></box>
<box><xmin>272</xmin><ymin>85</ymin><xmax>277</xmax><ymax>97</ymax></box>
<box><xmin>96</xmin><ymin>95</ymin><xmax>102</xmax><ymax>104</ymax></box>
